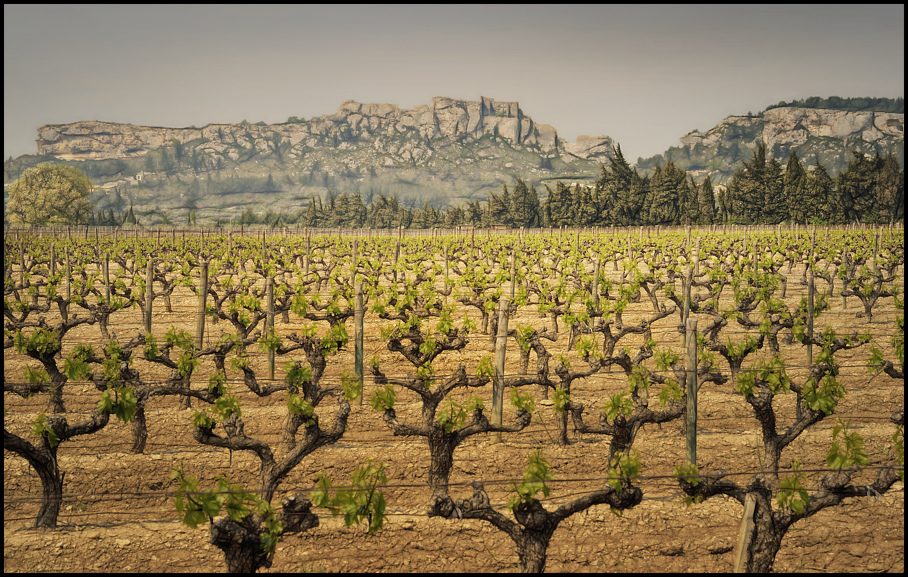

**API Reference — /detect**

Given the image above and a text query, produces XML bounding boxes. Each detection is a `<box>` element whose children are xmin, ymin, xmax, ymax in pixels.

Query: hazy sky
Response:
<box><xmin>4</xmin><ymin>4</ymin><xmax>904</xmax><ymax>163</ymax></box>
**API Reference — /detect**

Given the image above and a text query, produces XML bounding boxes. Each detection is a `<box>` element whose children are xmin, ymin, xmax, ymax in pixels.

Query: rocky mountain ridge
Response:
<box><xmin>36</xmin><ymin>96</ymin><xmax>616</xmax><ymax>164</ymax></box>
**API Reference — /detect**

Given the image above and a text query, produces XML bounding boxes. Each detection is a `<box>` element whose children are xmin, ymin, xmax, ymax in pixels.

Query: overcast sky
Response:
<box><xmin>4</xmin><ymin>4</ymin><xmax>904</xmax><ymax>163</ymax></box>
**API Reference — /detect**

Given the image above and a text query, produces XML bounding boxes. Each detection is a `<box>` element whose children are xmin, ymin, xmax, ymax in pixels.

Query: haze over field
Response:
<box><xmin>4</xmin><ymin>4</ymin><xmax>904</xmax><ymax>163</ymax></box>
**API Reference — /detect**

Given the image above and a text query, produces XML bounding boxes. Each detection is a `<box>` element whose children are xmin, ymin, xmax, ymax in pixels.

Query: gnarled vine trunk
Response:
<box><xmin>209</xmin><ymin>514</ymin><xmax>273</xmax><ymax>573</ymax></box>
<box><xmin>427</xmin><ymin>430</ymin><xmax>457</xmax><ymax>500</ymax></box>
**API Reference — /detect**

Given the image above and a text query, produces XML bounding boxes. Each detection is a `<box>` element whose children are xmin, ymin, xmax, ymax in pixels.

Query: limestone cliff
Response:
<box><xmin>36</xmin><ymin>96</ymin><xmax>613</xmax><ymax>163</ymax></box>
<box><xmin>680</xmin><ymin>107</ymin><xmax>903</xmax><ymax>150</ymax></box>
<box><xmin>658</xmin><ymin>106</ymin><xmax>904</xmax><ymax>182</ymax></box>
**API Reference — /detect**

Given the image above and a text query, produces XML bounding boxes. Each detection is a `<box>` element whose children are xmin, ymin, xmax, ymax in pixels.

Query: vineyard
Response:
<box><xmin>4</xmin><ymin>224</ymin><xmax>904</xmax><ymax>573</ymax></box>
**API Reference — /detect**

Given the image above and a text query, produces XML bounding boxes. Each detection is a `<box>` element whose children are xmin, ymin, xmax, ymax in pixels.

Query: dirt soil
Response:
<box><xmin>4</xmin><ymin>250</ymin><xmax>904</xmax><ymax>573</ymax></box>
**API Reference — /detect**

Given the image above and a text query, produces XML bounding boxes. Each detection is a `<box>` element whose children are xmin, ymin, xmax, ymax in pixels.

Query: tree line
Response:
<box><xmin>239</xmin><ymin>143</ymin><xmax>903</xmax><ymax>229</ymax></box>
<box><xmin>764</xmin><ymin>96</ymin><xmax>903</xmax><ymax>114</ymax></box>
<box><xmin>6</xmin><ymin>142</ymin><xmax>904</xmax><ymax>229</ymax></box>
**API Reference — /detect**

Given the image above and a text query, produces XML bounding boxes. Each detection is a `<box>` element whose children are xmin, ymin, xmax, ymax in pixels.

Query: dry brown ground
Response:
<box><xmin>4</xmin><ymin>250</ymin><xmax>904</xmax><ymax>573</ymax></box>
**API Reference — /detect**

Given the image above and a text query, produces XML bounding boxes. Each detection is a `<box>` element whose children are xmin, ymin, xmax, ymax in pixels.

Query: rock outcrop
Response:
<box><xmin>679</xmin><ymin>107</ymin><xmax>903</xmax><ymax>151</ymax></box>
<box><xmin>35</xmin><ymin>96</ymin><xmax>615</xmax><ymax>164</ymax></box>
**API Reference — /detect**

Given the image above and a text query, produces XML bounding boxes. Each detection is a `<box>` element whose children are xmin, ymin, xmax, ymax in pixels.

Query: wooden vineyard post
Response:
<box><xmin>262</xmin><ymin>230</ymin><xmax>267</xmax><ymax>272</ymax></box>
<box><xmin>626</xmin><ymin>231</ymin><xmax>632</xmax><ymax>271</ymax></box>
<box><xmin>49</xmin><ymin>244</ymin><xmax>56</xmax><ymax>279</ymax></box>
<box><xmin>685</xmin><ymin>317</ymin><xmax>698</xmax><ymax>466</ymax></box>
<box><xmin>62</xmin><ymin>248</ymin><xmax>71</xmax><ymax>323</ymax></box>
<box><xmin>103</xmin><ymin>253</ymin><xmax>111</xmax><ymax>302</ymax></box>
<box><xmin>144</xmin><ymin>258</ymin><xmax>154</xmax><ymax>335</ymax></box>
<box><xmin>807</xmin><ymin>267</ymin><xmax>815</xmax><ymax>368</ymax></box>
<box><xmin>592</xmin><ymin>257</ymin><xmax>600</xmax><ymax>312</ymax></box>
<box><xmin>841</xmin><ymin>248</ymin><xmax>848</xmax><ymax>311</ymax></box>
<box><xmin>693</xmin><ymin>238</ymin><xmax>700</xmax><ymax>277</ymax></box>
<box><xmin>681</xmin><ymin>266</ymin><xmax>692</xmax><ymax>351</ymax></box>
<box><xmin>19</xmin><ymin>242</ymin><xmax>25</xmax><ymax>286</ymax></box>
<box><xmin>354</xmin><ymin>282</ymin><xmax>364</xmax><ymax>406</ymax></box>
<box><xmin>491</xmin><ymin>297</ymin><xmax>510</xmax><ymax>444</ymax></box>
<box><xmin>393</xmin><ymin>236</ymin><xmax>401</xmax><ymax>284</ymax></box>
<box><xmin>873</xmin><ymin>228</ymin><xmax>880</xmax><ymax>271</ymax></box>
<box><xmin>733</xmin><ymin>494</ymin><xmax>757</xmax><ymax>572</ymax></box>
<box><xmin>509</xmin><ymin>249</ymin><xmax>516</xmax><ymax>300</ymax></box>
<box><xmin>266</xmin><ymin>277</ymin><xmax>275</xmax><ymax>381</ymax></box>
<box><xmin>195</xmin><ymin>260</ymin><xmax>209</xmax><ymax>352</ymax></box>
<box><xmin>351</xmin><ymin>238</ymin><xmax>358</xmax><ymax>288</ymax></box>
<box><xmin>752</xmin><ymin>238</ymin><xmax>758</xmax><ymax>275</ymax></box>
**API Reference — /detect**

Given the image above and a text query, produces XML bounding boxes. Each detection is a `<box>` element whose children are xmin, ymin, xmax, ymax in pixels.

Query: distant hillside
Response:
<box><xmin>636</xmin><ymin>98</ymin><xmax>903</xmax><ymax>184</ymax></box>
<box><xmin>4</xmin><ymin>96</ymin><xmax>615</xmax><ymax>226</ymax></box>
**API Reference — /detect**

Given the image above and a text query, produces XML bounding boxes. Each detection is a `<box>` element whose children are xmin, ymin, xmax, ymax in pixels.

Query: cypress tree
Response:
<box><xmin>541</xmin><ymin>190</ymin><xmax>553</xmax><ymax>228</ymax></box>
<box><xmin>547</xmin><ymin>182</ymin><xmax>572</xmax><ymax>226</ymax></box>
<box><xmin>601</xmin><ymin>144</ymin><xmax>642</xmax><ymax>226</ymax></box>
<box><xmin>680</xmin><ymin>175</ymin><xmax>699</xmax><ymax>226</ymax></box>
<box><xmin>510</xmin><ymin>178</ymin><xmax>539</xmax><ymax>227</ymax></box>
<box><xmin>648</xmin><ymin>161</ymin><xmax>684</xmax><ymax>225</ymax></box>
<box><xmin>876</xmin><ymin>152</ymin><xmax>904</xmax><ymax>223</ymax></box>
<box><xmin>697</xmin><ymin>174</ymin><xmax>715</xmax><ymax>225</ymax></box>
<box><xmin>488</xmin><ymin>185</ymin><xmax>512</xmax><ymax>226</ymax></box>
<box><xmin>763</xmin><ymin>156</ymin><xmax>786</xmax><ymax>224</ymax></box>
<box><xmin>807</xmin><ymin>161</ymin><xmax>837</xmax><ymax>224</ymax></box>
<box><xmin>837</xmin><ymin>151</ymin><xmax>881</xmax><ymax>223</ymax></box>
<box><xmin>783</xmin><ymin>151</ymin><xmax>808</xmax><ymax>223</ymax></box>
<box><xmin>577</xmin><ymin>184</ymin><xmax>596</xmax><ymax>226</ymax></box>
